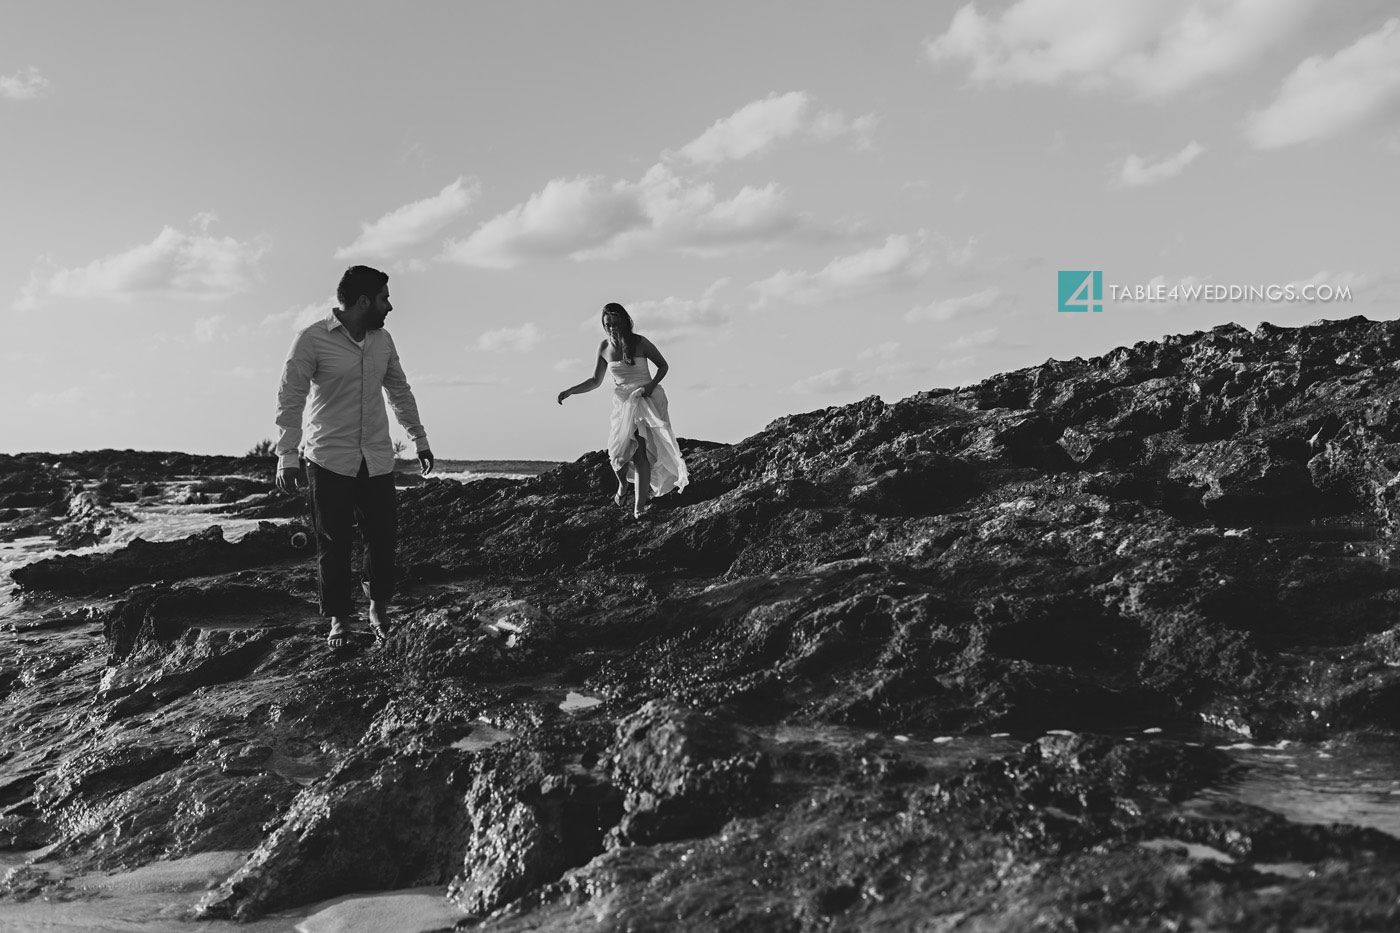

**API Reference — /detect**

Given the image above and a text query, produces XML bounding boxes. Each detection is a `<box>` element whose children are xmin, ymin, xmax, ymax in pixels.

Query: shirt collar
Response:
<box><xmin>324</xmin><ymin>310</ymin><xmax>344</xmax><ymax>331</ymax></box>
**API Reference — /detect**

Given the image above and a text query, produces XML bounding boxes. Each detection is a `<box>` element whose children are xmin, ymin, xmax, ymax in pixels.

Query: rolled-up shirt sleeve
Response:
<box><xmin>382</xmin><ymin>335</ymin><xmax>430</xmax><ymax>452</ymax></box>
<box><xmin>274</xmin><ymin>332</ymin><xmax>315</xmax><ymax>470</ymax></box>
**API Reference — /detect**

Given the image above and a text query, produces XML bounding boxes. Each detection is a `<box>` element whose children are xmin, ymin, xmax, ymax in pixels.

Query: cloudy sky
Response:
<box><xmin>4</xmin><ymin>1</ymin><xmax>1398</xmax><ymax>461</ymax></box>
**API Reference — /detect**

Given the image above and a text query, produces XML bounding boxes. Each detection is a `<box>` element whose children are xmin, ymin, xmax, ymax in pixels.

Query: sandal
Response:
<box><xmin>369</xmin><ymin>609</ymin><xmax>392</xmax><ymax>643</ymax></box>
<box><xmin>613</xmin><ymin>489</ymin><xmax>627</xmax><ymax>507</ymax></box>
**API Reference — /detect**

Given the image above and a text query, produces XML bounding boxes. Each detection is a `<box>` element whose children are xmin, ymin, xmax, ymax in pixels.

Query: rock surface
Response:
<box><xmin>5</xmin><ymin>317</ymin><xmax>1400</xmax><ymax>930</ymax></box>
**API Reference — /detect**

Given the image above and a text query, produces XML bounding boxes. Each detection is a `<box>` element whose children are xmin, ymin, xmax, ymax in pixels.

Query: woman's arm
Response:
<box><xmin>637</xmin><ymin>335</ymin><xmax>668</xmax><ymax>397</ymax></box>
<box><xmin>557</xmin><ymin>344</ymin><xmax>609</xmax><ymax>404</ymax></box>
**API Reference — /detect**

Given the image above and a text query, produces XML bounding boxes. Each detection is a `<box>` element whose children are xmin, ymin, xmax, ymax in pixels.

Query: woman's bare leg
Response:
<box><xmin>632</xmin><ymin>432</ymin><xmax>651</xmax><ymax>514</ymax></box>
<box><xmin>613</xmin><ymin>462</ymin><xmax>630</xmax><ymax>505</ymax></box>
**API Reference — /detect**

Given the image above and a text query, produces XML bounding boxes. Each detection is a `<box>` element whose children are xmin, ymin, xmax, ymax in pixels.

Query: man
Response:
<box><xmin>274</xmin><ymin>265</ymin><xmax>433</xmax><ymax>649</ymax></box>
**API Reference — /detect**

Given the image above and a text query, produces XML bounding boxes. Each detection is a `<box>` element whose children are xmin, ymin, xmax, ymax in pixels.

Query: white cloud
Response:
<box><xmin>1116</xmin><ymin>140</ymin><xmax>1206</xmax><ymax>188</ymax></box>
<box><xmin>335</xmin><ymin>177</ymin><xmax>480</xmax><ymax>259</ymax></box>
<box><xmin>442</xmin><ymin>166</ymin><xmax>825</xmax><ymax>268</ymax></box>
<box><xmin>949</xmin><ymin>327</ymin><xmax>1003</xmax><ymax>351</ymax></box>
<box><xmin>926</xmin><ymin>0</ymin><xmax>1320</xmax><ymax>99</ymax></box>
<box><xmin>440</xmin><ymin>176</ymin><xmax>646</xmax><ymax>268</ymax></box>
<box><xmin>947</xmin><ymin>235</ymin><xmax>978</xmax><ymax>267</ymax></box>
<box><xmin>858</xmin><ymin>341</ymin><xmax>902</xmax><ymax>361</ymax></box>
<box><xmin>416</xmin><ymin>373</ymin><xmax>506</xmax><ymax>387</ymax></box>
<box><xmin>809</xmin><ymin>111</ymin><xmax>878</xmax><ymax>149</ymax></box>
<box><xmin>1245</xmin><ymin>18</ymin><xmax>1400</xmax><ymax>149</ymax></box>
<box><xmin>791</xmin><ymin>357</ymin><xmax>932</xmax><ymax>395</ymax></box>
<box><xmin>1283</xmin><ymin>269</ymin><xmax>1398</xmax><ymax>304</ymax></box>
<box><xmin>438</xmin><ymin>92</ymin><xmax>876</xmax><ymax>269</ymax></box>
<box><xmin>876</xmin><ymin>360</ymin><xmax>935</xmax><ymax>378</ymax></box>
<box><xmin>260</xmin><ymin>300</ymin><xmax>333</xmax><ymax>333</ymax></box>
<box><xmin>391</xmin><ymin>258</ymin><xmax>429</xmax><ymax>274</ymax></box>
<box><xmin>612</xmin><ymin>165</ymin><xmax>821</xmax><ymax>258</ymax></box>
<box><xmin>26</xmin><ymin>387</ymin><xmax>84</xmax><ymax>408</ymax></box>
<box><xmin>1</xmin><ymin>66</ymin><xmax>53</xmax><ymax>100</ymax></box>
<box><xmin>751</xmin><ymin>233</ymin><xmax>937</xmax><ymax>308</ymax></box>
<box><xmin>628</xmin><ymin>279</ymin><xmax>731</xmax><ymax>342</ymax></box>
<box><xmin>793</xmin><ymin>367</ymin><xmax>864</xmax><ymax>394</ymax></box>
<box><xmin>194</xmin><ymin>315</ymin><xmax>225</xmax><ymax>343</ymax></box>
<box><xmin>906</xmin><ymin>287</ymin><xmax>1004</xmax><ymax>323</ymax></box>
<box><xmin>16</xmin><ymin>224</ymin><xmax>267</xmax><ymax>310</ymax></box>
<box><xmin>679</xmin><ymin>91</ymin><xmax>810</xmax><ymax>163</ymax></box>
<box><xmin>674</xmin><ymin>91</ymin><xmax>876</xmax><ymax>165</ymax></box>
<box><xmin>476</xmin><ymin>322</ymin><xmax>541</xmax><ymax>353</ymax></box>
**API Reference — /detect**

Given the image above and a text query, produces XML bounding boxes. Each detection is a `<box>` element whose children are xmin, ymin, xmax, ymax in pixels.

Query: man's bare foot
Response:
<box><xmin>327</xmin><ymin>617</ymin><xmax>356</xmax><ymax>649</ymax></box>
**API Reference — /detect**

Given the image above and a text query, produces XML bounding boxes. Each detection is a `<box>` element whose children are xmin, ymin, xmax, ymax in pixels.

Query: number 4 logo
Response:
<box><xmin>1058</xmin><ymin>271</ymin><xmax>1103</xmax><ymax>312</ymax></box>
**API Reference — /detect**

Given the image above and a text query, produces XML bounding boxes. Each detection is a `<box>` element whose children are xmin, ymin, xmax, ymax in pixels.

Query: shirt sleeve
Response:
<box><xmin>382</xmin><ymin>335</ymin><xmax>430</xmax><ymax>452</ymax></box>
<box><xmin>274</xmin><ymin>331</ymin><xmax>315</xmax><ymax>470</ymax></box>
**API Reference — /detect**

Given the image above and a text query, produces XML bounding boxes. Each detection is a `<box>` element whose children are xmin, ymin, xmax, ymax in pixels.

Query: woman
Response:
<box><xmin>557</xmin><ymin>303</ymin><xmax>688</xmax><ymax>518</ymax></box>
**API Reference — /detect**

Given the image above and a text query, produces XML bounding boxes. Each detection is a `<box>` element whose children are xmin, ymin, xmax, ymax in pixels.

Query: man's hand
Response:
<box><xmin>275</xmin><ymin>467</ymin><xmax>301</xmax><ymax>494</ymax></box>
<box><xmin>419</xmin><ymin>449</ymin><xmax>435</xmax><ymax>476</ymax></box>
<box><xmin>557</xmin><ymin>389</ymin><xmax>570</xmax><ymax>405</ymax></box>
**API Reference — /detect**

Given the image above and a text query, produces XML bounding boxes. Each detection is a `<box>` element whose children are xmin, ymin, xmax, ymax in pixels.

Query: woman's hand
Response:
<box><xmin>556</xmin><ymin>389</ymin><xmax>570</xmax><ymax>405</ymax></box>
<box><xmin>637</xmin><ymin>384</ymin><xmax>655</xmax><ymax>399</ymax></box>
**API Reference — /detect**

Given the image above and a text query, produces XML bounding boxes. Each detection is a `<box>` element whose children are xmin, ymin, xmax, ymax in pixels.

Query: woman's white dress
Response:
<box><xmin>607</xmin><ymin>357</ymin><xmax>688</xmax><ymax>498</ymax></box>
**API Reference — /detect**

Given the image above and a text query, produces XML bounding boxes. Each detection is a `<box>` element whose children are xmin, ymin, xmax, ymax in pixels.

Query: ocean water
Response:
<box><xmin>0</xmin><ymin>848</ymin><xmax>465</xmax><ymax>932</ymax></box>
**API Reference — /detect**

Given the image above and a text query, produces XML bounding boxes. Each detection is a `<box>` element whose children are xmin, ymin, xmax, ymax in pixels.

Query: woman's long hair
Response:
<box><xmin>601</xmin><ymin>302</ymin><xmax>639</xmax><ymax>364</ymax></box>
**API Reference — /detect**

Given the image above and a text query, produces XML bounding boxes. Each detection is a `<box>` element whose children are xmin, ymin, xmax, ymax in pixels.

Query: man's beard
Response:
<box><xmin>368</xmin><ymin>314</ymin><xmax>388</xmax><ymax>330</ymax></box>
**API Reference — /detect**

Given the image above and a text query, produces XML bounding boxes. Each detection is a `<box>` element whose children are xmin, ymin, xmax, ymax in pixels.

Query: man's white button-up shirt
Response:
<box><xmin>275</xmin><ymin>311</ymin><xmax>430</xmax><ymax>477</ymax></box>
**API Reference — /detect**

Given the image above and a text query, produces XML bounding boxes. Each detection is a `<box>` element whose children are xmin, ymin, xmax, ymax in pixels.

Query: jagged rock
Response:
<box><xmin>10</xmin><ymin>318</ymin><xmax>1400</xmax><ymax>929</ymax></box>
<box><xmin>196</xmin><ymin>749</ymin><xmax>475</xmax><ymax>920</ymax></box>
<box><xmin>446</xmin><ymin>739</ymin><xmax>623</xmax><ymax>917</ymax></box>
<box><xmin>13</xmin><ymin>522</ymin><xmax>304</xmax><ymax>594</ymax></box>
<box><xmin>605</xmin><ymin>700</ymin><xmax>769</xmax><ymax>847</ymax></box>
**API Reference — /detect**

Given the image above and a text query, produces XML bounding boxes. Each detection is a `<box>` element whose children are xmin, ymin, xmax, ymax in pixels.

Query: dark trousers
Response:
<box><xmin>307</xmin><ymin>459</ymin><xmax>396</xmax><ymax>617</ymax></box>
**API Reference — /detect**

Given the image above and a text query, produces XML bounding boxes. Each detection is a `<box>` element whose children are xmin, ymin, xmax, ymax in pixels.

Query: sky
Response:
<box><xmin>3</xmin><ymin>1</ymin><xmax>1399</xmax><ymax>461</ymax></box>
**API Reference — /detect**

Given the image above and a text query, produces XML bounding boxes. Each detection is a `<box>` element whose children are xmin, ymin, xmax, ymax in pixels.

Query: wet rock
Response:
<box><xmin>12</xmin><ymin>318</ymin><xmax>1400</xmax><ymax>930</ymax></box>
<box><xmin>53</xmin><ymin>488</ymin><xmax>135</xmax><ymax>548</ymax></box>
<box><xmin>606</xmin><ymin>700</ymin><xmax>770</xmax><ymax>846</ymax></box>
<box><xmin>198</xmin><ymin>732</ymin><xmax>622</xmax><ymax>922</ymax></box>
<box><xmin>13</xmin><ymin>522</ymin><xmax>304</xmax><ymax>595</ymax></box>
<box><xmin>447</xmin><ymin>738</ymin><xmax>623</xmax><ymax>918</ymax></box>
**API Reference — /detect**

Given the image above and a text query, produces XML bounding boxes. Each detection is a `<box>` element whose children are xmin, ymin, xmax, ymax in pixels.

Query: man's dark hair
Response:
<box><xmin>337</xmin><ymin>265</ymin><xmax>389</xmax><ymax>309</ymax></box>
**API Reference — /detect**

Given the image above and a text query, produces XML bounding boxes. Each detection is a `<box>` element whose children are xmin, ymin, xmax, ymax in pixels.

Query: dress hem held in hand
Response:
<box><xmin>607</xmin><ymin>359</ymin><xmax>688</xmax><ymax>498</ymax></box>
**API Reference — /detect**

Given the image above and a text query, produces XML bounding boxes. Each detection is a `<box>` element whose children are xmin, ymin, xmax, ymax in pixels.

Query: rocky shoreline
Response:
<box><xmin>5</xmin><ymin>316</ymin><xmax>1400</xmax><ymax>930</ymax></box>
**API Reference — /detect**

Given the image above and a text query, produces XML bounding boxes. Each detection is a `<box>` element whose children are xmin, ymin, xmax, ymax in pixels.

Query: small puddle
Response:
<box><xmin>559</xmin><ymin>691</ymin><xmax>602</xmax><ymax>712</ymax></box>
<box><xmin>1207</xmin><ymin>739</ymin><xmax>1400</xmax><ymax>839</ymax></box>
<box><xmin>1139</xmin><ymin>838</ymin><xmax>1235</xmax><ymax>863</ymax></box>
<box><xmin>763</xmin><ymin>724</ymin><xmax>1023</xmax><ymax>770</ymax></box>
<box><xmin>0</xmin><ymin>850</ymin><xmax>307</xmax><ymax>933</ymax></box>
<box><xmin>451</xmin><ymin>722</ymin><xmax>516</xmax><ymax>752</ymax></box>
<box><xmin>296</xmin><ymin>885</ymin><xmax>465</xmax><ymax>933</ymax></box>
<box><xmin>1247</xmin><ymin>522</ymin><xmax>1380</xmax><ymax>543</ymax></box>
<box><xmin>1137</xmin><ymin>839</ymin><xmax>1313</xmax><ymax>880</ymax></box>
